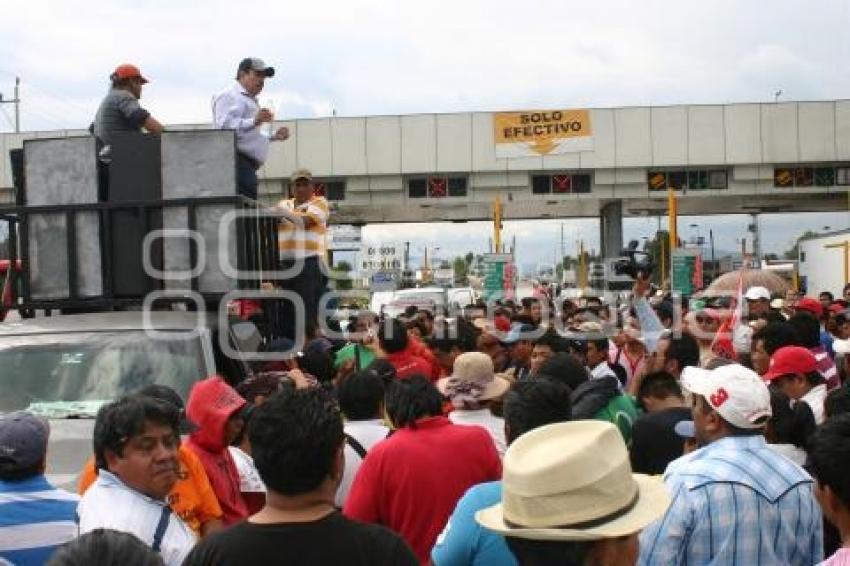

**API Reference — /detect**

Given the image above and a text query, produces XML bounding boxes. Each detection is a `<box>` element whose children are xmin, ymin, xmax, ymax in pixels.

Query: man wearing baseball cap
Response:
<box><xmin>93</xmin><ymin>63</ymin><xmax>164</xmax><ymax>154</ymax></box>
<box><xmin>796</xmin><ymin>296</ymin><xmax>837</xmax><ymax>356</ymax></box>
<box><xmin>639</xmin><ymin>363</ymin><xmax>823</xmax><ymax>565</ymax></box>
<box><xmin>763</xmin><ymin>345</ymin><xmax>827</xmax><ymax>424</ymax></box>
<box><xmin>274</xmin><ymin>168</ymin><xmax>330</xmax><ymax>341</ymax></box>
<box><xmin>744</xmin><ymin>285</ymin><xmax>772</xmax><ymax>319</ymax></box>
<box><xmin>0</xmin><ymin>412</ymin><xmax>79</xmax><ymax>565</ymax></box>
<box><xmin>213</xmin><ymin>57</ymin><xmax>290</xmax><ymax>199</ymax></box>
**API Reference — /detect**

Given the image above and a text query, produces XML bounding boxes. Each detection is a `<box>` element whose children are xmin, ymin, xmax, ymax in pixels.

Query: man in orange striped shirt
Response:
<box><xmin>276</xmin><ymin>169</ymin><xmax>330</xmax><ymax>341</ymax></box>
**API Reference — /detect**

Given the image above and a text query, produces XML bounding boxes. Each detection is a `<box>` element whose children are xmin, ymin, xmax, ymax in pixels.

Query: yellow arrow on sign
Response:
<box><xmin>528</xmin><ymin>138</ymin><xmax>557</xmax><ymax>155</ymax></box>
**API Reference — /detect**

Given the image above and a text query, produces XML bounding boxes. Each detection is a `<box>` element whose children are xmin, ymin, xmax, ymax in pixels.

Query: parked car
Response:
<box><xmin>0</xmin><ymin>311</ymin><xmax>255</xmax><ymax>490</ymax></box>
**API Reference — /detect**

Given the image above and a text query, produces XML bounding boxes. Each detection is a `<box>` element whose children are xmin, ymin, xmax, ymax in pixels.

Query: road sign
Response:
<box><xmin>671</xmin><ymin>249</ymin><xmax>703</xmax><ymax>295</ymax></box>
<box><xmin>434</xmin><ymin>268</ymin><xmax>454</xmax><ymax>284</ymax></box>
<box><xmin>370</xmin><ymin>271</ymin><xmax>397</xmax><ymax>292</ymax></box>
<box><xmin>328</xmin><ymin>225</ymin><xmax>362</xmax><ymax>251</ymax></box>
<box><xmin>483</xmin><ymin>253</ymin><xmax>516</xmax><ymax>302</ymax></box>
<box><xmin>358</xmin><ymin>244</ymin><xmax>403</xmax><ymax>273</ymax></box>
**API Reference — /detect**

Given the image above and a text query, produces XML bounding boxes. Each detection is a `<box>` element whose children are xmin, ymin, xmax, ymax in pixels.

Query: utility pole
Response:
<box><xmin>560</xmin><ymin>223</ymin><xmax>565</xmax><ymax>267</ymax></box>
<box><xmin>0</xmin><ymin>76</ymin><xmax>21</xmax><ymax>132</ymax></box>
<box><xmin>709</xmin><ymin>229</ymin><xmax>716</xmax><ymax>283</ymax></box>
<box><xmin>749</xmin><ymin>213</ymin><xmax>761</xmax><ymax>267</ymax></box>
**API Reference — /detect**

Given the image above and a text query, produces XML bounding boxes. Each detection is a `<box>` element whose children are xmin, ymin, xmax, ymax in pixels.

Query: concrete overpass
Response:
<box><xmin>2</xmin><ymin>100</ymin><xmax>849</xmax><ymax>256</ymax></box>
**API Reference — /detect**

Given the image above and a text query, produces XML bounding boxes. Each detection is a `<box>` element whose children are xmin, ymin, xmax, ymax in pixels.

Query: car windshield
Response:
<box><xmin>0</xmin><ymin>331</ymin><xmax>206</xmax><ymax>418</ymax></box>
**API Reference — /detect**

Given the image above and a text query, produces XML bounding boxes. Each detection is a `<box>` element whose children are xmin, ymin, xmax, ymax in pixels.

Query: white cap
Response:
<box><xmin>681</xmin><ymin>364</ymin><xmax>771</xmax><ymax>429</ymax></box>
<box><xmin>744</xmin><ymin>286</ymin><xmax>771</xmax><ymax>301</ymax></box>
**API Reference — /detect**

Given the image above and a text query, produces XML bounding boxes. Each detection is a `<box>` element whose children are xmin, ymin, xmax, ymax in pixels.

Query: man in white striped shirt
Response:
<box><xmin>0</xmin><ymin>411</ymin><xmax>79</xmax><ymax>565</ymax></box>
<box><xmin>275</xmin><ymin>169</ymin><xmax>330</xmax><ymax>341</ymax></box>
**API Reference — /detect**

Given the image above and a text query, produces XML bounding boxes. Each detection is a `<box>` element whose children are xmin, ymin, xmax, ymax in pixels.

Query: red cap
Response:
<box><xmin>763</xmin><ymin>346</ymin><xmax>817</xmax><ymax>381</ymax></box>
<box><xmin>795</xmin><ymin>297</ymin><xmax>823</xmax><ymax>318</ymax></box>
<box><xmin>828</xmin><ymin>303</ymin><xmax>844</xmax><ymax>315</ymax></box>
<box><xmin>112</xmin><ymin>64</ymin><xmax>148</xmax><ymax>84</ymax></box>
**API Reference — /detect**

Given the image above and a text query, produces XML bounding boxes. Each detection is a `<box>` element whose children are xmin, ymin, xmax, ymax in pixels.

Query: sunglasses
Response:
<box><xmin>695</xmin><ymin>315</ymin><xmax>717</xmax><ymax>325</ymax></box>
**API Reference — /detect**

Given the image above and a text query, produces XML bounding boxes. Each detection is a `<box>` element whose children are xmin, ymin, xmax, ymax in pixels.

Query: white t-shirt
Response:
<box><xmin>448</xmin><ymin>409</ymin><xmax>507</xmax><ymax>457</ymax></box>
<box><xmin>335</xmin><ymin>419</ymin><xmax>390</xmax><ymax>508</ymax></box>
<box><xmin>800</xmin><ymin>384</ymin><xmax>828</xmax><ymax>425</ymax></box>
<box><xmin>77</xmin><ymin>471</ymin><xmax>196</xmax><ymax>566</ymax></box>
<box><xmin>228</xmin><ymin>446</ymin><xmax>265</xmax><ymax>493</ymax></box>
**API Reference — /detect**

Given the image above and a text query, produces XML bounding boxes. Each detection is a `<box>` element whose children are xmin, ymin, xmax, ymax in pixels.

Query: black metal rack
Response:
<box><xmin>0</xmin><ymin>196</ymin><xmax>280</xmax><ymax>313</ymax></box>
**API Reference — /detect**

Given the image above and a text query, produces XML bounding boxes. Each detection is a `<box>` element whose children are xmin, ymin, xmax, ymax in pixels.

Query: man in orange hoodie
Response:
<box><xmin>185</xmin><ymin>376</ymin><xmax>249</xmax><ymax>525</ymax></box>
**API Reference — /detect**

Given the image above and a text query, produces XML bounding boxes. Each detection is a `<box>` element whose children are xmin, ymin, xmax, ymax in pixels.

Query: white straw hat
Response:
<box><xmin>476</xmin><ymin>421</ymin><xmax>670</xmax><ymax>541</ymax></box>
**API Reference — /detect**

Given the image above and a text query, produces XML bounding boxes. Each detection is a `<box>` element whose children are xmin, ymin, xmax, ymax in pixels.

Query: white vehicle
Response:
<box><xmin>0</xmin><ymin>311</ymin><xmax>255</xmax><ymax>490</ymax></box>
<box><xmin>380</xmin><ymin>286</ymin><xmax>477</xmax><ymax>318</ymax></box>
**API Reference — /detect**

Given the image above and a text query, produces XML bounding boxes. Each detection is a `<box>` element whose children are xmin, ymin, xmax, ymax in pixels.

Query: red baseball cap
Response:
<box><xmin>112</xmin><ymin>64</ymin><xmax>148</xmax><ymax>84</ymax></box>
<box><xmin>763</xmin><ymin>346</ymin><xmax>817</xmax><ymax>381</ymax></box>
<box><xmin>828</xmin><ymin>303</ymin><xmax>844</xmax><ymax>315</ymax></box>
<box><xmin>795</xmin><ymin>297</ymin><xmax>823</xmax><ymax>318</ymax></box>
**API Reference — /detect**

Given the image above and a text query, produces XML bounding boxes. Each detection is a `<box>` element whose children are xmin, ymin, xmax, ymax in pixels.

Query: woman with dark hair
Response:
<box><xmin>764</xmin><ymin>388</ymin><xmax>816</xmax><ymax>466</ymax></box>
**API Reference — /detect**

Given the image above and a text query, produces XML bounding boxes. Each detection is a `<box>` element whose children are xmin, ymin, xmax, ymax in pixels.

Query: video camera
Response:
<box><xmin>612</xmin><ymin>240</ymin><xmax>654</xmax><ymax>279</ymax></box>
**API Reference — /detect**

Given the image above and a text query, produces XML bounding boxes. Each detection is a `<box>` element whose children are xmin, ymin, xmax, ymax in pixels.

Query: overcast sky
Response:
<box><xmin>2</xmin><ymin>0</ymin><xmax>848</xmax><ymax>269</ymax></box>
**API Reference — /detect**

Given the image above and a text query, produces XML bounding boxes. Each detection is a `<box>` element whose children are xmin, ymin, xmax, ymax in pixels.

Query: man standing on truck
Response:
<box><xmin>276</xmin><ymin>169</ymin><xmax>330</xmax><ymax>342</ymax></box>
<box><xmin>92</xmin><ymin>64</ymin><xmax>164</xmax><ymax>155</ymax></box>
<box><xmin>92</xmin><ymin>64</ymin><xmax>164</xmax><ymax>199</ymax></box>
<box><xmin>213</xmin><ymin>57</ymin><xmax>290</xmax><ymax>199</ymax></box>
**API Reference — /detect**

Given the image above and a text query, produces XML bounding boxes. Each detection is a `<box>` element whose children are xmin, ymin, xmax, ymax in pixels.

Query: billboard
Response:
<box><xmin>493</xmin><ymin>109</ymin><xmax>593</xmax><ymax>158</ymax></box>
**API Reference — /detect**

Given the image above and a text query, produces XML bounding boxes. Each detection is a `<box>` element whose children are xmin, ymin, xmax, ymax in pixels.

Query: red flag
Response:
<box><xmin>711</xmin><ymin>269</ymin><xmax>744</xmax><ymax>360</ymax></box>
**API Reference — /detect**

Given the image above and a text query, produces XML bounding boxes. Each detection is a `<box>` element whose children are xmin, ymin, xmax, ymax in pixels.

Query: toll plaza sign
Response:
<box><xmin>493</xmin><ymin>109</ymin><xmax>593</xmax><ymax>158</ymax></box>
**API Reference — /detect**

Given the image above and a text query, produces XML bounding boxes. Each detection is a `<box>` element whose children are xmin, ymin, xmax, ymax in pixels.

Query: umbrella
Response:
<box><xmin>705</xmin><ymin>269</ymin><xmax>791</xmax><ymax>296</ymax></box>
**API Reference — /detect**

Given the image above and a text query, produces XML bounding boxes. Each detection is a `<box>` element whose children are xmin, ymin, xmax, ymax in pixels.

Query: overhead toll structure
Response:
<box><xmin>2</xmin><ymin>101</ymin><xmax>850</xmax><ymax>223</ymax></box>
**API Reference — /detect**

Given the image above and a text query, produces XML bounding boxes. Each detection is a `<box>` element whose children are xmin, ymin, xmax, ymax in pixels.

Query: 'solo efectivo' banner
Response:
<box><xmin>493</xmin><ymin>109</ymin><xmax>593</xmax><ymax>158</ymax></box>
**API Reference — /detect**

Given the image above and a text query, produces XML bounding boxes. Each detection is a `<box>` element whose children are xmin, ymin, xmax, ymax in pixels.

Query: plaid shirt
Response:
<box><xmin>639</xmin><ymin>435</ymin><xmax>823</xmax><ymax>566</ymax></box>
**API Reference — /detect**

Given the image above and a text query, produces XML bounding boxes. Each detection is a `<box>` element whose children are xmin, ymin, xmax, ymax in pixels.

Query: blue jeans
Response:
<box><xmin>236</xmin><ymin>154</ymin><xmax>258</xmax><ymax>200</ymax></box>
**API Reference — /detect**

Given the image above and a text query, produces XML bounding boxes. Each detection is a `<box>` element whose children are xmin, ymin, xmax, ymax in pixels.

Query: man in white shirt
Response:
<box><xmin>335</xmin><ymin>370</ymin><xmax>390</xmax><ymax>507</ymax></box>
<box><xmin>212</xmin><ymin>57</ymin><xmax>290</xmax><ymax>199</ymax></box>
<box><xmin>78</xmin><ymin>395</ymin><xmax>196</xmax><ymax>566</ymax></box>
<box><xmin>585</xmin><ymin>335</ymin><xmax>618</xmax><ymax>382</ymax></box>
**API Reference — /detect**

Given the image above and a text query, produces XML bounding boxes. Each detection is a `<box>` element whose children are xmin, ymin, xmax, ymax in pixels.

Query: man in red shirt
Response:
<box><xmin>379</xmin><ymin>318</ymin><xmax>436</xmax><ymax>381</ymax></box>
<box><xmin>343</xmin><ymin>376</ymin><xmax>502</xmax><ymax>564</ymax></box>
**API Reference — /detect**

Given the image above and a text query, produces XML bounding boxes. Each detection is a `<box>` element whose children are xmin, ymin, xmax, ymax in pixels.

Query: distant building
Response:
<box><xmin>798</xmin><ymin>229</ymin><xmax>850</xmax><ymax>296</ymax></box>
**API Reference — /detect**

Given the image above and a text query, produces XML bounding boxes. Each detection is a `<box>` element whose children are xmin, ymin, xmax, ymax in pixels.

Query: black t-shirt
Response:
<box><xmin>629</xmin><ymin>406</ymin><xmax>693</xmax><ymax>475</ymax></box>
<box><xmin>183</xmin><ymin>511</ymin><xmax>417</xmax><ymax>566</ymax></box>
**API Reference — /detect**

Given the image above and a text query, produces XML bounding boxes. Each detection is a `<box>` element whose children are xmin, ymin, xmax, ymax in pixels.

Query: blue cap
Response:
<box><xmin>0</xmin><ymin>411</ymin><xmax>49</xmax><ymax>473</ymax></box>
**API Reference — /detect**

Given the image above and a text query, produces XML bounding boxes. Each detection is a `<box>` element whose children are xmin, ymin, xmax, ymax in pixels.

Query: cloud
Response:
<box><xmin>2</xmin><ymin>0</ymin><xmax>848</xmax><ymax>265</ymax></box>
<box><xmin>3</xmin><ymin>0</ymin><xmax>850</xmax><ymax>130</ymax></box>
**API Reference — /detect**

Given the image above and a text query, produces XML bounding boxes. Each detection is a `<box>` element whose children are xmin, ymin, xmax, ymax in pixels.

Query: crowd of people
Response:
<box><xmin>1</xmin><ymin>273</ymin><xmax>850</xmax><ymax>565</ymax></box>
<box><xmin>4</xmin><ymin>51</ymin><xmax>850</xmax><ymax>566</ymax></box>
